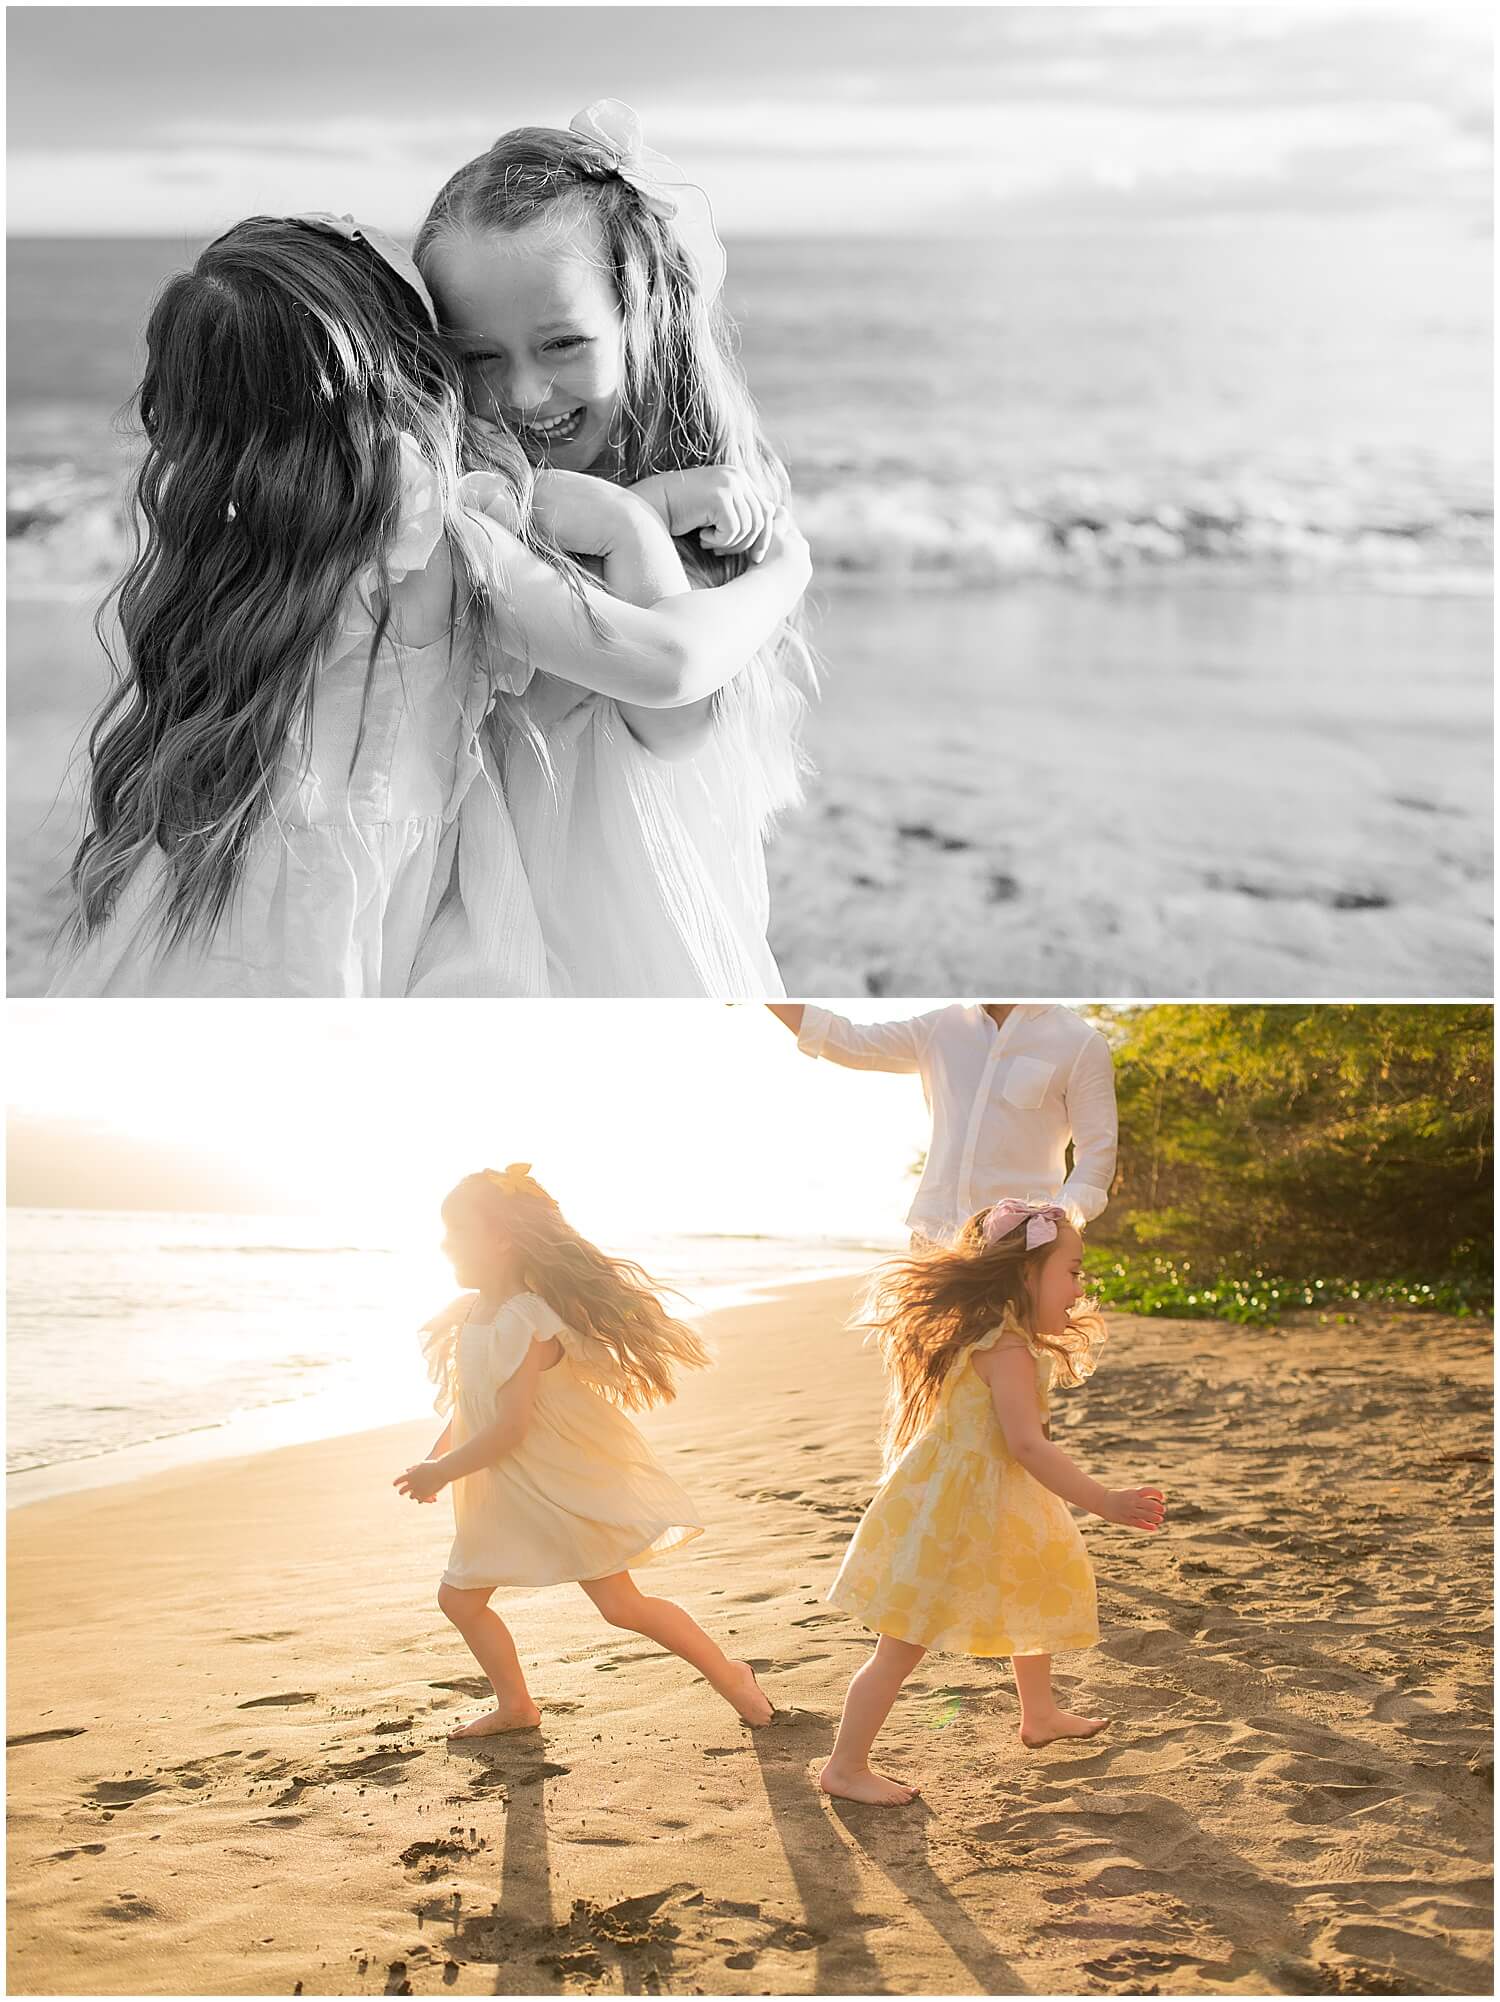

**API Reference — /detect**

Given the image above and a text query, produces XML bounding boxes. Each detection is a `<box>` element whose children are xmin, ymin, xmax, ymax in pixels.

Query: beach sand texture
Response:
<box><xmin>8</xmin><ymin>581</ymin><xmax>1492</xmax><ymax>998</ymax></box>
<box><xmin>8</xmin><ymin>1276</ymin><xmax>1493</xmax><ymax>1996</ymax></box>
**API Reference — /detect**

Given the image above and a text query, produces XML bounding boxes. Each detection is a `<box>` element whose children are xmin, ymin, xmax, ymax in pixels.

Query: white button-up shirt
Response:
<box><xmin>797</xmin><ymin>1003</ymin><xmax>1118</xmax><ymax>1243</ymax></box>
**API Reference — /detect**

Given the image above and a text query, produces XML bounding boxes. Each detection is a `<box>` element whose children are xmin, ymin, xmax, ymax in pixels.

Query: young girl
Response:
<box><xmin>821</xmin><ymin>1200</ymin><xmax>1166</xmax><ymax>1805</ymax></box>
<box><xmin>54</xmin><ymin>213</ymin><xmax>809</xmax><ymax>996</ymax></box>
<box><xmin>394</xmin><ymin>1164</ymin><xmax>774</xmax><ymax>1735</ymax></box>
<box><xmin>415</xmin><ymin>100</ymin><xmax>815</xmax><ymax>997</ymax></box>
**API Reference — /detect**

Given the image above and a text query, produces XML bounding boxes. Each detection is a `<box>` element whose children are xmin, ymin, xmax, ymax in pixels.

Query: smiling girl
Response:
<box><xmin>416</xmin><ymin>102</ymin><xmax>814</xmax><ymax>997</ymax></box>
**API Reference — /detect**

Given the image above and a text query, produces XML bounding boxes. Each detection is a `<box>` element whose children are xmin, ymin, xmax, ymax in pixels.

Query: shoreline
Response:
<box><xmin>6</xmin><ymin>1265</ymin><xmax>878</xmax><ymax>1514</ymax></box>
<box><xmin>7</xmin><ymin>1277</ymin><xmax>1491</xmax><ymax>1996</ymax></box>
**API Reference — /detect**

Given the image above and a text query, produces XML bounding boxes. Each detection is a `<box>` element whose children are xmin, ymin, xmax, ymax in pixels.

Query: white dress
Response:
<box><xmin>500</xmin><ymin>673</ymin><xmax>785</xmax><ymax>997</ymax></box>
<box><xmin>422</xmin><ymin>1292</ymin><xmax>704</xmax><ymax>1590</ymax></box>
<box><xmin>52</xmin><ymin>437</ymin><xmax>548</xmax><ymax>999</ymax></box>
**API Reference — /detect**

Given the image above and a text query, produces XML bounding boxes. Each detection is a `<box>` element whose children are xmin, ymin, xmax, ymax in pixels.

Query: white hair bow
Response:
<box><xmin>569</xmin><ymin>98</ymin><xmax>728</xmax><ymax>304</ymax></box>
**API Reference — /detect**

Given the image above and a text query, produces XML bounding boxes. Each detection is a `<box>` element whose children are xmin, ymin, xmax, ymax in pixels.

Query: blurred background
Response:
<box><xmin>8</xmin><ymin>996</ymin><xmax>1491</xmax><ymax>1505</ymax></box>
<box><xmin>7</xmin><ymin>5</ymin><xmax>1493</xmax><ymax>994</ymax></box>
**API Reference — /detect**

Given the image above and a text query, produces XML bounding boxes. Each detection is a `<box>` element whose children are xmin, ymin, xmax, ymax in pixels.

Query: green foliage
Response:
<box><xmin>1091</xmin><ymin>1253</ymin><xmax>1489</xmax><ymax>1326</ymax></box>
<box><xmin>1080</xmin><ymin>1005</ymin><xmax>1492</xmax><ymax>1298</ymax></box>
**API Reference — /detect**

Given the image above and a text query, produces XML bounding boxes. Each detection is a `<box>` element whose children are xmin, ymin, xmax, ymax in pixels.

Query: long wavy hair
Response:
<box><xmin>415</xmin><ymin>124</ymin><xmax>815</xmax><ymax>825</ymax></box>
<box><xmin>65</xmin><ymin>217</ymin><xmax>559</xmax><ymax>954</ymax></box>
<box><xmin>440</xmin><ymin>1166</ymin><xmax>711</xmax><ymax>1412</ymax></box>
<box><xmin>860</xmin><ymin>1208</ymin><xmax>1107</xmax><ymax>1468</ymax></box>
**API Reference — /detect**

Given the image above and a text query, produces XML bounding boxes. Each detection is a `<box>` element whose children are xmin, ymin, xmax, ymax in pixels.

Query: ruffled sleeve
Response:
<box><xmin>504</xmin><ymin>1291</ymin><xmax>655</xmax><ymax>1410</ymax></box>
<box><xmin>323</xmin><ymin>432</ymin><xmax>447</xmax><ymax>661</ymax></box>
<box><xmin>977</xmin><ymin>1305</ymin><xmax>1108</xmax><ymax>1390</ymax></box>
<box><xmin>418</xmin><ymin>1292</ymin><xmax>478</xmax><ymax>1416</ymax></box>
<box><xmin>478</xmin><ymin>1293</ymin><xmax>565</xmax><ymax>1401</ymax></box>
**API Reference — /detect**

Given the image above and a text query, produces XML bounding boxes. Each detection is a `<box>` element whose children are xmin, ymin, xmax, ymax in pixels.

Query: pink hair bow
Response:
<box><xmin>983</xmin><ymin>1199</ymin><xmax>1069</xmax><ymax>1250</ymax></box>
<box><xmin>569</xmin><ymin>98</ymin><xmax>728</xmax><ymax>303</ymax></box>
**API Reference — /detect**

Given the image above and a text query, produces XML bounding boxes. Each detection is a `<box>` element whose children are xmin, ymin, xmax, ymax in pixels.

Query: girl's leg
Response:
<box><xmin>437</xmin><ymin>1583</ymin><xmax>542</xmax><ymax>1736</ymax></box>
<box><xmin>1010</xmin><ymin>1651</ymin><xmax>1110</xmax><ymax>1748</ymax></box>
<box><xmin>580</xmin><ymin>1572</ymin><xmax>774</xmax><ymax>1725</ymax></box>
<box><xmin>819</xmin><ymin>1634</ymin><xmax>926</xmax><ymax>1806</ymax></box>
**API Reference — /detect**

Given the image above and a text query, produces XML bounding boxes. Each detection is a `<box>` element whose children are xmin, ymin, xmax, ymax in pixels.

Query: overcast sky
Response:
<box><xmin>6</xmin><ymin>4</ymin><xmax>1491</xmax><ymax>236</ymax></box>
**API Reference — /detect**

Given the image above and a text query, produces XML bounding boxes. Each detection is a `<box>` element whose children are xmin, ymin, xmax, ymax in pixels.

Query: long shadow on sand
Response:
<box><xmin>830</xmin><ymin>1792</ymin><xmax>1031</xmax><ymax>1995</ymax></box>
<box><xmin>748</xmin><ymin>1704</ymin><xmax>1029</xmax><ymax>1995</ymax></box>
<box><xmin>426</xmin><ymin>1730</ymin><xmax>563</xmax><ymax>1996</ymax></box>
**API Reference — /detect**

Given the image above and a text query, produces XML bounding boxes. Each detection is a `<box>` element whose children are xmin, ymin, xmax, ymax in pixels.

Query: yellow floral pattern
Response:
<box><xmin>828</xmin><ymin>1314</ymin><xmax>1099</xmax><ymax>1658</ymax></box>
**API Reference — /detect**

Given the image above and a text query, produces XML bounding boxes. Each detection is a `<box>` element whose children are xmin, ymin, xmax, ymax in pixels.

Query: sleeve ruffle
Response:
<box><xmin>324</xmin><ymin>432</ymin><xmax>448</xmax><ymax>661</ymax></box>
<box><xmin>418</xmin><ymin>1291</ymin><xmax>478</xmax><ymax>1416</ymax></box>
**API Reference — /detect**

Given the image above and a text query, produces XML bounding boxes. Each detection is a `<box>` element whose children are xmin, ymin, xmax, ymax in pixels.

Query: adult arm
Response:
<box><xmin>1060</xmin><ymin>1030</ymin><xmax>1118</xmax><ymax>1221</ymax></box>
<box><xmin>780</xmin><ymin>1004</ymin><xmax>937</xmax><ymax>1074</ymax></box>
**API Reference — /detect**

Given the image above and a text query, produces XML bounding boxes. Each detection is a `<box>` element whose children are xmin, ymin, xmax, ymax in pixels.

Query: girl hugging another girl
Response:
<box><xmin>416</xmin><ymin>100</ymin><xmax>815</xmax><ymax>997</ymax></box>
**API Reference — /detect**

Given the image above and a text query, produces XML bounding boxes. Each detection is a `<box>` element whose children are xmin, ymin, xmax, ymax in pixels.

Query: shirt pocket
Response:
<box><xmin>1000</xmin><ymin>1055</ymin><xmax>1055</xmax><ymax>1110</ymax></box>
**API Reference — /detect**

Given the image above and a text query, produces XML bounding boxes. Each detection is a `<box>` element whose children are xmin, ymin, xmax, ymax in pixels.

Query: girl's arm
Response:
<box><xmin>974</xmin><ymin>1345</ymin><xmax>1165</xmax><ymax>1530</ymax></box>
<box><xmin>395</xmin><ymin>1337</ymin><xmax>561</xmax><ymax>1503</ymax></box>
<box><xmin>467</xmin><ymin>484</ymin><xmax>810</xmax><ymax>718</ymax></box>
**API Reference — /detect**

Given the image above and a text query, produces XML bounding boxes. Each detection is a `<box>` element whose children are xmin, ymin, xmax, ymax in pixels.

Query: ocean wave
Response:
<box><xmin>9</xmin><ymin>460</ymin><xmax>1491</xmax><ymax>595</ymax></box>
<box><xmin>795</xmin><ymin>473</ymin><xmax>1493</xmax><ymax>588</ymax></box>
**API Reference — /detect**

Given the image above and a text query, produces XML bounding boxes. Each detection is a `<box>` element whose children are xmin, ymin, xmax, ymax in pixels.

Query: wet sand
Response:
<box><xmin>7</xmin><ymin>1274</ymin><xmax>1492</xmax><ymax>1995</ymax></box>
<box><xmin>7</xmin><ymin>581</ymin><xmax>1492</xmax><ymax>997</ymax></box>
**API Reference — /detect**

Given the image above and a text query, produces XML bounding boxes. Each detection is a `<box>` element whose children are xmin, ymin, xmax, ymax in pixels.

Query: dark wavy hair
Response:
<box><xmin>438</xmin><ymin>1165</ymin><xmax>711</xmax><ymax>1412</ymax></box>
<box><xmin>66</xmin><ymin>217</ymin><xmax>551</xmax><ymax>953</ymax></box>
<box><xmin>859</xmin><ymin>1208</ymin><xmax>1107</xmax><ymax>1467</ymax></box>
<box><xmin>415</xmin><ymin>125</ymin><xmax>814</xmax><ymax>824</ymax></box>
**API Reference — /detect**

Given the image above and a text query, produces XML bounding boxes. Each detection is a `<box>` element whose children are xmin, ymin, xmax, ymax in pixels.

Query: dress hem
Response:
<box><xmin>442</xmin><ymin>1522</ymin><xmax>704</xmax><ymax>1592</ymax></box>
<box><xmin>827</xmin><ymin>1588</ymin><xmax>1100</xmax><ymax>1660</ymax></box>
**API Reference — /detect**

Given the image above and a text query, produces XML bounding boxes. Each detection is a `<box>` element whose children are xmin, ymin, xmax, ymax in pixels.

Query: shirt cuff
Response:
<box><xmin>1060</xmin><ymin>1177</ymin><xmax>1111</xmax><ymax>1223</ymax></box>
<box><xmin>796</xmin><ymin>1005</ymin><xmax>837</xmax><ymax>1060</ymax></box>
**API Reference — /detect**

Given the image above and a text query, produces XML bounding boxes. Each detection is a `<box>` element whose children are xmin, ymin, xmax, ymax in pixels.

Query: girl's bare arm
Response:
<box><xmin>431</xmin><ymin>1339</ymin><xmax>558</xmax><ymax>1484</ymax></box>
<box><xmin>467</xmin><ymin>496</ymin><xmax>809</xmax><ymax>717</ymax></box>
<box><xmin>975</xmin><ymin>1345</ymin><xmax>1165</xmax><ymax>1528</ymax></box>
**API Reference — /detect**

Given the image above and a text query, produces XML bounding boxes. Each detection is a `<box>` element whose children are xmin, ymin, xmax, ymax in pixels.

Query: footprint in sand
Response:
<box><xmin>8</xmin><ymin>1727</ymin><xmax>87</xmax><ymax>1746</ymax></box>
<box><xmin>87</xmin><ymin>1778</ymin><xmax>164</xmax><ymax>1810</ymax></box>
<box><xmin>237</xmin><ymin>1691</ymin><xmax>317</xmax><ymax>1709</ymax></box>
<box><xmin>99</xmin><ymin>1895</ymin><xmax>159</xmax><ymax>1922</ymax></box>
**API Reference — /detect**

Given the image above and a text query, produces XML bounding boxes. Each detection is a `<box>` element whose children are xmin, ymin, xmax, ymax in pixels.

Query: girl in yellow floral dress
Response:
<box><xmin>821</xmin><ymin>1199</ymin><xmax>1166</xmax><ymax>1805</ymax></box>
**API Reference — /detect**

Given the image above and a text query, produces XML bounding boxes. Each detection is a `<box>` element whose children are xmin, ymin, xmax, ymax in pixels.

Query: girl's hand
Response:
<box><xmin>759</xmin><ymin>505</ymin><xmax>812</xmax><ymax>590</ymax></box>
<box><xmin>641</xmin><ymin>467</ymin><xmax>780</xmax><ymax>563</ymax></box>
<box><xmin>1101</xmin><ymin>1486</ymin><xmax>1167</xmax><ymax>1531</ymax></box>
<box><xmin>393</xmin><ymin>1460</ymin><xmax>447</xmax><ymax>1504</ymax></box>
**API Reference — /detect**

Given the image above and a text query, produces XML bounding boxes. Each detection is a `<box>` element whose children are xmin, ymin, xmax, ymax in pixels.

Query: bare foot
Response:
<box><xmin>714</xmin><ymin>1660</ymin><xmax>775</xmax><ymax>1726</ymax></box>
<box><xmin>1019</xmin><ymin>1710</ymin><xmax>1111</xmax><ymax>1749</ymax></box>
<box><xmin>447</xmin><ymin>1702</ymin><xmax>542</xmax><ymax>1738</ymax></box>
<box><xmin>818</xmin><ymin>1759</ymin><xmax>918</xmax><ymax>1805</ymax></box>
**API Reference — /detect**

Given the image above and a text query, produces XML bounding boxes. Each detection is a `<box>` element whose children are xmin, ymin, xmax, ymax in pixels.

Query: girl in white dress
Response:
<box><xmin>53</xmin><ymin>214</ymin><xmax>810</xmax><ymax>996</ymax></box>
<box><xmin>395</xmin><ymin>1164</ymin><xmax>775</xmax><ymax>1738</ymax></box>
<box><xmin>416</xmin><ymin>101</ymin><xmax>815</xmax><ymax>996</ymax></box>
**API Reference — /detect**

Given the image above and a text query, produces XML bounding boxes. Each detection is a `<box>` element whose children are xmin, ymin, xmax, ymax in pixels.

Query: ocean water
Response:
<box><xmin>7</xmin><ymin>217</ymin><xmax>1491</xmax><ymax>595</ymax></box>
<box><xmin>6</xmin><ymin>1208</ymin><xmax>885</xmax><ymax>1500</ymax></box>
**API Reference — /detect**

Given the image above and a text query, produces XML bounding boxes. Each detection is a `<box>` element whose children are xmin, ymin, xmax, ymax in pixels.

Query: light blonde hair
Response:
<box><xmin>859</xmin><ymin>1208</ymin><xmax>1105</xmax><ymax>1466</ymax></box>
<box><xmin>415</xmin><ymin>124</ymin><xmax>815</xmax><ymax>828</ymax></box>
<box><xmin>442</xmin><ymin>1166</ymin><xmax>709</xmax><ymax>1412</ymax></box>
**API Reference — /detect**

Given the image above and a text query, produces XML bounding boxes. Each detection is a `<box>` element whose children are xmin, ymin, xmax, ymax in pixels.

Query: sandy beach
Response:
<box><xmin>8</xmin><ymin>579</ymin><xmax>1492</xmax><ymax>999</ymax></box>
<box><xmin>7</xmin><ymin>1272</ymin><xmax>1492</xmax><ymax>1996</ymax></box>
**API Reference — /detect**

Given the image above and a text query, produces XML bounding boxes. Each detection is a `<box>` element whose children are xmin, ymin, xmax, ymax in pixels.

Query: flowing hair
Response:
<box><xmin>440</xmin><ymin>1166</ymin><xmax>711</xmax><ymax>1412</ymax></box>
<box><xmin>859</xmin><ymin>1208</ymin><xmax>1107</xmax><ymax>1469</ymax></box>
<box><xmin>64</xmin><ymin>217</ymin><xmax>563</xmax><ymax>954</ymax></box>
<box><xmin>415</xmin><ymin>124</ymin><xmax>815</xmax><ymax>826</ymax></box>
